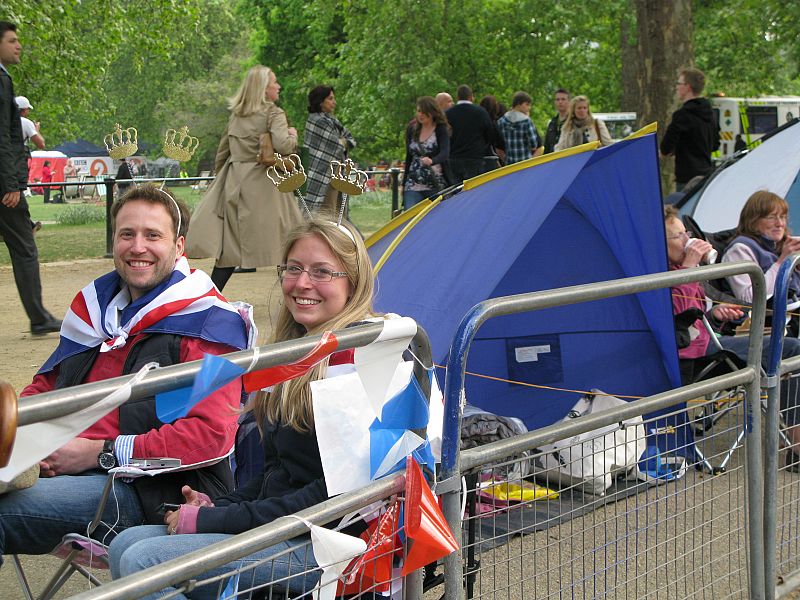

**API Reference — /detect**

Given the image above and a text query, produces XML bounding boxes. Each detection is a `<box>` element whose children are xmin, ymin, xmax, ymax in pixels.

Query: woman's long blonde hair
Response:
<box><xmin>253</xmin><ymin>218</ymin><xmax>378</xmax><ymax>432</ymax></box>
<box><xmin>562</xmin><ymin>95</ymin><xmax>596</xmax><ymax>131</ymax></box>
<box><xmin>229</xmin><ymin>65</ymin><xmax>273</xmax><ymax>117</ymax></box>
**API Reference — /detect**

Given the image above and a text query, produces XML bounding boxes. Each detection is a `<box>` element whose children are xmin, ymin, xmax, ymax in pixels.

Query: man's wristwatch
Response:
<box><xmin>97</xmin><ymin>440</ymin><xmax>117</xmax><ymax>470</ymax></box>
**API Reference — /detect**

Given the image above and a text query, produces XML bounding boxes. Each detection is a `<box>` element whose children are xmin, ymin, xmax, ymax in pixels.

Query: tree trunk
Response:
<box><xmin>620</xmin><ymin>1</ymin><xmax>638</xmax><ymax>113</ymax></box>
<box><xmin>634</xmin><ymin>0</ymin><xmax>693</xmax><ymax>194</ymax></box>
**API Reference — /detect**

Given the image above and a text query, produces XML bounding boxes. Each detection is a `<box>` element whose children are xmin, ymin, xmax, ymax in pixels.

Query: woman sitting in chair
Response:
<box><xmin>109</xmin><ymin>218</ymin><xmax>400</xmax><ymax>598</ymax></box>
<box><xmin>721</xmin><ymin>190</ymin><xmax>800</xmax><ymax>304</ymax></box>
<box><xmin>666</xmin><ymin>206</ymin><xmax>800</xmax><ymax>463</ymax></box>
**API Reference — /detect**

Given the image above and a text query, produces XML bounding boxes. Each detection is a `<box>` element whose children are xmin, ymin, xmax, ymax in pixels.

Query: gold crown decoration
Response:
<box><xmin>104</xmin><ymin>123</ymin><xmax>138</xmax><ymax>160</ymax></box>
<box><xmin>266</xmin><ymin>153</ymin><xmax>306</xmax><ymax>193</ymax></box>
<box><xmin>329</xmin><ymin>159</ymin><xmax>368</xmax><ymax>196</ymax></box>
<box><xmin>163</xmin><ymin>125</ymin><xmax>200</xmax><ymax>162</ymax></box>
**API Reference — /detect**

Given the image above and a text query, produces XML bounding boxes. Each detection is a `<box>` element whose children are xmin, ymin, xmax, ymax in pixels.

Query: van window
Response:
<box><xmin>746</xmin><ymin>106</ymin><xmax>778</xmax><ymax>134</ymax></box>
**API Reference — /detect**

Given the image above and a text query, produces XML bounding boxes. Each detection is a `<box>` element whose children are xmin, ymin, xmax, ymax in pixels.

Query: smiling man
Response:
<box><xmin>0</xmin><ymin>184</ymin><xmax>251</xmax><ymax>564</ymax></box>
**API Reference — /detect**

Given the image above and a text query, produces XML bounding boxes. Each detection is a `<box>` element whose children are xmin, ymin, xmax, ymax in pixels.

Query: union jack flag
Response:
<box><xmin>40</xmin><ymin>257</ymin><xmax>249</xmax><ymax>373</ymax></box>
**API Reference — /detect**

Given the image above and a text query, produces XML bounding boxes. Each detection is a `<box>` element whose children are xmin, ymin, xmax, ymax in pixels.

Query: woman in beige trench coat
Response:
<box><xmin>186</xmin><ymin>65</ymin><xmax>302</xmax><ymax>291</ymax></box>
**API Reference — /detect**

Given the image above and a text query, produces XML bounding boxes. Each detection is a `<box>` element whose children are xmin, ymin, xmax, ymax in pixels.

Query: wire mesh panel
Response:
<box><xmin>454</xmin><ymin>399</ymin><xmax>750</xmax><ymax>600</ymax></box>
<box><xmin>775</xmin><ymin>372</ymin><xmax>800</xmax><ymax>583</ymax></box>
<box><xmin>107</xmin><ymin>496</ymin><xmax>409</xmax><ymax>600</ymax></box>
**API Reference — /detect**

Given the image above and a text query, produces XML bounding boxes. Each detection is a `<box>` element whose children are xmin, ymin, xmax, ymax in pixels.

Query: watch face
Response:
<box><xmin>98</xmin><ymin>452</ymin><xmax>116</xmax><ymax>470</ymax></box>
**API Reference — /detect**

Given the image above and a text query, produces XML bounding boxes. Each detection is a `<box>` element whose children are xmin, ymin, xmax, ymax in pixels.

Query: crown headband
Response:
<box><xmin>329</xmin><ymin>159</ymin><xmax>368</xmax><ymax>226</ymax></box>
<box><xmin>152</xmin><ymin>187</ymin><xmax>182</xmax><ymax>239</ymax></box>
<box><xmin>163</xmin><ymin>125</ymin><xmax>200</xmax><ymax>162</ymax></box>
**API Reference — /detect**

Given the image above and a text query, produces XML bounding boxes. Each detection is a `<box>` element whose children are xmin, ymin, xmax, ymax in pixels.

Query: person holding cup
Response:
<box><xmin>666</xmin><ymin>204</ymin><xmax>800</xmax><ymax>462</ymax></box>
<box><xmin>722</xmin><ymin>190</ymin><xmax>800</xmax><ymax>304</ymax></box>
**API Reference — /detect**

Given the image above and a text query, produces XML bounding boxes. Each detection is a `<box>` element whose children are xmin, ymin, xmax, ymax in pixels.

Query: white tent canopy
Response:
<box><xmin>689</xmin><ymin>120</ymin><xmax>800</xmax><ymax>232</ymax></box>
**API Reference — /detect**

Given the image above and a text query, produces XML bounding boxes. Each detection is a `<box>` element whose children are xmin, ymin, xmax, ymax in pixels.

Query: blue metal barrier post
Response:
<box><xmin>763</xmin><ymin>254</ymin><xmax>800</xmax><ymax>600</ymax></box>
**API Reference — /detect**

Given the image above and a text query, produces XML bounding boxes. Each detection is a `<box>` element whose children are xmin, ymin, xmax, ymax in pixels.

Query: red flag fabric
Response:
<box><xmin>402</xmin><ymin>457</ymin><xmax>459</xmax><ymax>575</ymax></box>
<box><xmin>337</xmin><ymin>502</ymin><xmax>401</xmax><ymax>595</ymax></box>
<box><xmin>242</xmin><ymin>332</ymin><xmax>339</xmax><ymax>392</ymax></box>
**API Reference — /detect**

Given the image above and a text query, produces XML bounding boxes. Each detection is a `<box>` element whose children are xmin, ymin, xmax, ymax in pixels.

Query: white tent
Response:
<box><xmin>682</xmin><ymin>119</ymin><xmax>800</xmax><ymax>233</ymax></box>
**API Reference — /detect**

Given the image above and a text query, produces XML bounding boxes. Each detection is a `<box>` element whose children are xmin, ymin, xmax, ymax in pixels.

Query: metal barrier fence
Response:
<box><xmin>9</xmin><ymin>321</ymin><xmax>426</xmax><ymax>600</ymax></box>
<box><xmin>439</xmin><ymin>262</ymin><xmax>768</xmax><ymax>600</ymax></box>
<box><xmin>764</xmin><ymin>253</ymin><xmax>800</xmax><ymax>599</ymax></box>
<box><xmin>10</xmin><ymin>263</ymin><xmax>778</xmax><ymax>600</ymax></box>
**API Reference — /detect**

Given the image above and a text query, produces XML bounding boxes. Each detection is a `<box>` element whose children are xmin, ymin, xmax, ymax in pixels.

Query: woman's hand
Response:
<box><xmin>681</xmin><ymin>239</ymin><xmax>713</xmax><ymax>268</ymax></box>
<box><xmin>287</xmin><ymin>127</ymin><xmax>298</xmax><ymax>138</ymax></box>
<box><xmin>181</xmin><ymin>484</ymin><xmax>214</xmax><ymax>507</ymax></box>
<box><xmin>164</xmin><ymin>507</ymin><xmax>180</xmax><ymax>534</ymax></box>
<box><xmin>711</xmin><ymin>303</ymin><xmax>744</xmax><ymax>322</ymax></box>
<box><xmin>420</xmin><ymin>157</ymin><xmax>433</xmax><ymax>167</ymax></box>
<box><xmin>780</xmin><ymin>237</ymin><xmax>800</xmax><ymax>261</ymax></box>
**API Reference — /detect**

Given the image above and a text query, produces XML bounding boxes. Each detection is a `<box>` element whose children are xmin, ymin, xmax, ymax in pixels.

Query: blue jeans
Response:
<box><xmin>403</xmin><ymin>189</ymin><xmax>434</xmax><ymax>211</ymax></box>
<box><xmin>715</xmin><ymin>335</ymin><xmax>800</xmax><ymax>425</ymax></box>
<box><xmin>109</xmin><ymin>525</ymin><xmax>320</xmax><ymax>600</ymax></box>
<box><xmin>0</xmin><ymin>471</ymin><xmax>145</xmax><ymax>562</ymax></box>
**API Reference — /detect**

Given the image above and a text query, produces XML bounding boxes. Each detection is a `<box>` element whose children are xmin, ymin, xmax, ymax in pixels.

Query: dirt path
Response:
<box><xmin>0</xmin><ymin>257</ymin><xmax>280</xmax><ymax>598</ymax></box>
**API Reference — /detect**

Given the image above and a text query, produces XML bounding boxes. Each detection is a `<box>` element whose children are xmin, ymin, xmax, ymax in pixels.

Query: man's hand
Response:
<box><xmin>39</xmin><ymin>438</ymin><xmax>105</xmax><ymax>477</ymax></box>
<box><xmin>2</xmin><ymin>191</ymin><xmax>20</xmax><ymax>208</ymax></box>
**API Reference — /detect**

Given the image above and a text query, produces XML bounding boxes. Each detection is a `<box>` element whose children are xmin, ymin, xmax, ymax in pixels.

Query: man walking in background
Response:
<box><xmin>497</xmin><ymin>91</ymin><xmax>543</xmax><ymax>165</ymax></box>
<box><xmin>660</xmin><ymin>67</ymin><xmax>720</xmax><ymax>191</ymax></box>
<box><xmin>435</xmin><ymin>92</ymin><xmax>453</xmax><ymax>112</ymax></box>
<box><xmin>0</xmin><ymin>21</ymin><xmax>61</xmax><ymax>335</ymax></box>
<box><xmin>543</xmin><ymin>88</ymin><xmax>570</xmax><ymax>154</ymax></box>
<box><xmin>445</xmin><ymin>84</ymin><xmax>495</xmax><ymax>185</ymax></box>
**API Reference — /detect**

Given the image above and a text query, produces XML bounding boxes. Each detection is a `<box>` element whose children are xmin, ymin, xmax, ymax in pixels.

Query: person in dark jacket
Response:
<box><xmin>660</xmin><ymin>67</ymin><xmax>720</xmax><ymax>191</ymax></box>
<box><xmin>109</xmin><ymin>218</ymin><xmax>413</xmax><ymax>599</ymax></box>
<box><xmin>444</xmin><ymin>84</ymin><xmax>496</xmax><ymax>185</ymax></box>
<box><xmin>403</xmin><ymin>96</ymin><xmax>450</xmax><ymax>209</ymax></box>
<box><xmin>543</xmin><ymin>88</ymin><xmax>570</xmax><ymax>154</ymax></box>
<box><xmin>0</xmin><ymin>21</ymin><xmax>61</xmax><ymax>336</ymax></box>
<box><xmin>116</xmin><ymin>157</ymin><xmax>133</xmax><ymax>196</ymax></box>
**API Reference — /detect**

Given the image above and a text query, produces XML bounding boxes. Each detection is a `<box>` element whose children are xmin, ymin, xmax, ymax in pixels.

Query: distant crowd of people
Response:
<box><xmin>401</xmin><ymin>85</ymin><xmax>614</xmax><ymax>210</ymax></box>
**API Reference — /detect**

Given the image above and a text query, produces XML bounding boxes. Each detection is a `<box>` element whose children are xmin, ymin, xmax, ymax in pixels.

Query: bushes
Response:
<box><xmin>55</xmin><ymin>204</ymin><xmax>106</xmax><ymax>226</ymax></box>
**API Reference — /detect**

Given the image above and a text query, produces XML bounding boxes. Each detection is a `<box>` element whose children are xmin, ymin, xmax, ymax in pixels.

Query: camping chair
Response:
<box><xmin>12</xmin><ymin>448</ymin><xmax>236</xmax><ymax>600</ymax></box>
<box><xmin>680</xmin><ymin>312</ymin><xmax>794</xmax><ymax>473</ymax></box>
<box><xmin>13</xmin><ymin>302</ymin><xmax>257</xmax><ymax>600</ymax></box>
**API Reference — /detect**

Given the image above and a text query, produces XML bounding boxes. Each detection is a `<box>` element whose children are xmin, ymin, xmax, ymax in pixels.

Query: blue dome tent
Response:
<box><xmin>367</xmin><ymin>129</ymin><xmax>682</xmax><ymax>434</ymax></box>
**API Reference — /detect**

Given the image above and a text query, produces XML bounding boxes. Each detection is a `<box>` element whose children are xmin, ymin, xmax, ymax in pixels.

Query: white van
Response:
<box><xmin>710</xmin><ymin>96</ymin><xmax>800</xmax><ymax>160</ymax></box>
<box><xmin>593</xmin><ymin>112</ymin><xmax>638</xmax><ymax>143</ymax></box>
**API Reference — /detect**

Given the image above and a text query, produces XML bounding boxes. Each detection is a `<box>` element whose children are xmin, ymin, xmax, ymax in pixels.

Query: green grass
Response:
<box><xmin>0</xmin><ymin>187</ymin><xmax>395</xmax><ymax>266</ymax></box>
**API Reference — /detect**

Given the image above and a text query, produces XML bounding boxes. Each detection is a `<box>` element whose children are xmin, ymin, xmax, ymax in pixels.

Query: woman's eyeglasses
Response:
<box><xmin>762</xmin><ymin>214</ymin><xmax>788</xmax><ymax>223</ymax></box>
<box><xmin>277</xmin><ymin>264</ymin><xmax>348</xmax><ymax>283</ymax></box>
<box><xmin>667</xmin><ymin>231</ymin><xmax>693</xmax><ymax>240</ymax></box>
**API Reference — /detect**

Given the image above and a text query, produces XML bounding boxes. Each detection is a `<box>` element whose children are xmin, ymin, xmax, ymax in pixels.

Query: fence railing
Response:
<box><xmin>439</xmin><ymin>261</ymin><xmax>768</xmax><ymax>600</ymax></box>
<box><xmin>12</xmin><ymin>261</ymin><xmax>793</xmax><ymax>600</ymax></box>
<box><xmin>765</xmin><ymin>253</ymin><xmax>800</xmax><ymax>599</ymax></box>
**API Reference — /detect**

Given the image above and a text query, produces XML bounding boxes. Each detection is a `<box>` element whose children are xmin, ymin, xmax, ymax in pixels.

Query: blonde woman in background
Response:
<box><xmin>186</xmin><ymin>65</ymin><xmax>302</xmax><ymax>291</ymax></box>
<box><xmin>554</xmin><ymin>95</ymin><xmax>612</xmax><ymax>150</ymax></box>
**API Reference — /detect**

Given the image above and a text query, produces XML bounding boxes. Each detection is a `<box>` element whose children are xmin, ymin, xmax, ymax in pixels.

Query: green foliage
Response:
<box><xmin>4</xmin><ymin>0</ymin><xmax>800</xmax><ymax>171</ymax></box>
<box><xmin>55</xmin><ymin>204</ymin><xmax>106</xmax><ymax>226</ymax></box>
<box><xmin>694</xmin><ymin>0</ymin><xmax>800</xmax><ymax>96</ymax></box>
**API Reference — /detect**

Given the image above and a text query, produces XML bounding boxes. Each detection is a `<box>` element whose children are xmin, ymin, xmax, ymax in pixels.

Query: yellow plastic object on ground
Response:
<box><xmin>479</xmin><ymin>479</ymin><xmax>558</xmax><ymax>503</ymax></box>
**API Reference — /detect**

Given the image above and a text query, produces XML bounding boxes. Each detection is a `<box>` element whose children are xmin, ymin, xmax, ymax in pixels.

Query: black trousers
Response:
<box><xmin>0</xmin><ymin>195</ymin><xmax>53</xmax><ymax>325</ymax></box>
<box><xmin>446</xmin><ymin>157</ymin><xmax>495</xmax><ymax>186</ymax></box>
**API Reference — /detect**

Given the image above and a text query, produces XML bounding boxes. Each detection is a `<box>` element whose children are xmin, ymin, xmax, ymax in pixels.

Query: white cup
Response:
<box><xmin>685</xmin><ymin>237</ymin><xmax>718</xmax><ymax>264</ymax></box>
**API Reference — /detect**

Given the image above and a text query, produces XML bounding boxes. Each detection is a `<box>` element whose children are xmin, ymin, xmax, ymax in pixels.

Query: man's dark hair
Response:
<box><xmin>512</xmin><ymin>91</ymin><xmax>532</xmax><ymax>107</ymax></box>
<box><xmin>111</xmin><ymin>184</ymin><xmax>189</xmax><ymax>239</ymax></box>
<box><xmin>307</xmin><ymin>85</ymin><xmax>334</xmax><ymax>113</ymax></box>
<box><xmin>0</xmin><ymin>21</ymin><xmax>17</xmax><ymax>40</ymax></box>
<box><xmin>555</xmin><ymin>88</ymin><xmax>570</xmax><ymax>97</ymax></box>
<box><xmin>456</xmin><ymin>85</ymin><xmax>472</xmax><ymax>101</ymax></box>
<box><xmin>680</xmin><ymin>67</ymin><xmax>705</xmax><ymax>95</ymax></box>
